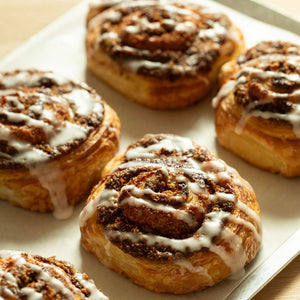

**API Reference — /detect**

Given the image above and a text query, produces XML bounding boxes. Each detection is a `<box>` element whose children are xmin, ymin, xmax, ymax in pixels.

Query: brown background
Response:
<box><xmin>0</xmin><ymin>0</ymin><xmax>299</xmax><ymax>299</ymax></box>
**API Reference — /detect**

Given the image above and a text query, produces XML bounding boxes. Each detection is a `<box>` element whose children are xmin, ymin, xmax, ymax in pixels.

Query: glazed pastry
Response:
<box><xmin>80</xmin><ymin>134</ymin><xmax>261</xmax><ymax>294</ymax></box>
<box><xmin>85</xmin><ymin>0</ymin><xmax>245</xmax><ymax>109</ymax></box>
<box><xmin>0</xmin><ymin>250</ymin><xmax>108</xmax><ymax>299</ymax></box>
<box><xmin>213</xmin><ymin>41</ymin><xmax>300</xmax><ymax>177</ymax></box>
<box><xmin>0</xmin><ymin>69</ymin><xmax>120</xmax><ymax>219</ymax></box>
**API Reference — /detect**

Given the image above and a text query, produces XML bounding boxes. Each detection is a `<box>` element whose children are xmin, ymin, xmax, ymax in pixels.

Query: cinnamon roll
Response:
<box><xmin>0</xmin><ymin>69</ymin><xmax>120</xmax><ymax>219</ymax></box>
<box><xmin>213</xmin><ymin>41</ymin><xmax>300</xmax><ymax>177</ymax></box>
<box><xmin>0</xmin><ymin>250</ymin><xmax>108</xmax><ymax>299</ymax></box>
<box><xmin>85</xmin><ymin>0</ymin><xmax>245</xmax><ymax>109</ymax></box>
<box><xmin>80</xmin><ymin>134</ymin><xmax>261</xmax><ymax>294</ymax></box>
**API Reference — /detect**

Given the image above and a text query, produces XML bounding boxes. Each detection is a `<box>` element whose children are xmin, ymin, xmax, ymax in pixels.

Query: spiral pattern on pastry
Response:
<box><xmin>213</xmin><ymin>41</ymin><xmax>300</xmax><ymax>176</ymax></box>
<box><xmin>0</xmin><ymin>69</ymin><xmax>120</xmax><ymax>218</ymax></box>
<box><xmin>86</xmin><ymin>0</ymin><xmax>244</xmax><ymax>109</ymax></box>
<box><xmin>80</xmin><ymin>134</ymin><xmax>261</xmax><ymax>294</ymax></box>
<box><xmin>0</xmin><ymin>250</ymin><xmax>108</xmax><ymax>300</ymax></box>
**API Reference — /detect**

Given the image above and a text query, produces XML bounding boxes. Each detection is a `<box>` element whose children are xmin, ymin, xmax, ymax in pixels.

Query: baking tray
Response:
<box><xmin>0</xmin><ymin>1</ymin><xmax>299</xmax><ymax>299</ymax></box>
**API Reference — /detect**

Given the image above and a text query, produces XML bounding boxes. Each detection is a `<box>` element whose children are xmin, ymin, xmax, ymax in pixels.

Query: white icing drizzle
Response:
<box><xmin>124</xmin><ymin>16</ymin><xmax>162</xmax><ymax>34</ymax></box>
<box><xmin>212</xmin><ymin>80</ymin><xmax>235</xmax><ymax>109</ymax></box>
<box><xmin>0</xmin><ymin>71</ymin><xmax>68</xmax><ymax>88</ymax></box>
<box><xmin>97</xmin><ymin>31</ymin><xmax>119</xmax><ymax>43</ymax></box>
<box><xmin>212</xmin><ymin>76</ymin><xmax>247</xmax><ymax>109</ymax></box>
<box><xmin>213</xmin><ymin>53</ymin><xmax>300</xmax><ymax>137</ymax></box>
<box><xmin>199</xmin><ymin>20</ymin><xmax>227</xmax><ymax>40</ymax></box>
<box><xmin>50</xmin><ymin>122</ymin><xmax>89</xmax><ymax>148</ymax></box>
<box><xmin>123</xmin><ymin>184</ymin><xmax>186</xmax><ymax>203</ymax></box>
<box><xmin>0</xmin><ymin>250</ymin><xmax>108</xmax><ymax>300</ymax></box>
<box><xmin>103</xmin><ymin>10</ymin><xmax>122</xmax><ymax>23</ymax></box>
<box><xmin>209</xmin><ymin>192</ymin><xmax>235</xmax><ymax>203</ymax></box>
<box><xmin>126</xmin><ymin>133</ymin><xmax>194</xmax><ymax>159</ymax></box>
<box><xmin>21</xmin><ymin>288</ymin><xmax>43</xmax><ymax>300</ymax></box>
<box><xmin>174</xmin><ymin>259</ymin><xmax>215</xmax><ymax>286</ymax></box>
<box><xmin>30</xmin><ymin>164</ymin><xmax>73</xmax><ymax>220</ymax></box>
<box><xmin>236</xmin><ymin>201</ymin><xmax>262</xmax><ymax>236</ymax></box>
<box><xmin>89</xmin><ymin>0</ymin><xmax>122</xmax><ymax>8</ymax></box>
<box><xmin>123</xmin><ymin>59</ymin><xmax>169</xmax><ymax>72</ymax></box>
<box><xmin>0</xmin><ymin>70</ymin><xmax>104</xmax><ymax>219</ymax></box>
<box><xmin>79</xmin><ymin>134</ymin><xmax>261</xmax><ymax>274</ymax></box>
<box><xmin>2</xmin><ymin>131</ymin><xmax>50</xmax><ymax>164</ymax></box>
<box><xmin>121</xmin><ymin>194</ymin><xmax>197</xmax><ymax>226</ymax></box>
<box><xmin>175</xmin><ymin>21</ymin><xmax>197</xmax><ymax>33</ymax></box>
<box><xmin>74</xmin><ymin>273</ymin><xmax>109</xmax><ymax>300</ymax></box>
<box><xmin>64</xmin><ymin>89</ymin><xmax>104</xmax><ymax>116</ymax></box>
<box><xmin>79</xmin><ymin>192</ymin><xmax>102</xmax><ymax>227</ymax></box>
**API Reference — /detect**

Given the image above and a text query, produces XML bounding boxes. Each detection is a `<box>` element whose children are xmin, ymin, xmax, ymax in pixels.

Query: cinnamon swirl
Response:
<box><xmin>213</xmin><ymin>41</ymin><xmax>300</xmax><ymax>177</ymax></box>
<box><xmin>0</xmin><ymin>69</ymin><xmax>120</xmax><ymax>219</ymax></box>
<box><xmin>80</xmin><ymin>134</ymin><xmax>261</xmax><ymax>294</ymax></box>
<box><xmin>85</xmin><ymin>0</ymin><xmax>245</xmax><ymax>109</ymax></box>
<box><xmin>0</xmin><ymin>250</ymin><xmax>108</xmax><ymax>299</ymax></box>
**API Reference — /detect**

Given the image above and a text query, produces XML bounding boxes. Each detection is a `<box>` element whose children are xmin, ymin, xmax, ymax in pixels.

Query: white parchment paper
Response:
<box><xmin>0</xmin><ymin>1</ymin><xmax>299</xmax><ymax>299</ymax></box>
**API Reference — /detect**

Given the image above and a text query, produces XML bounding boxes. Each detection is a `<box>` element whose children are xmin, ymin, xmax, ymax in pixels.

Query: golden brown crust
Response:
<box><xmin>214</xmin><ymin>41</ymin><xmax>300</xmax><ymax>177</ymax></box>
<box><xmin>0</xmin><ymin>69</ymin><xmax>121</xmax><ymax>218</ymax></box>
<box><xmin>85</xmin><ymin>0</ymin><xmax>245</xmax><ymax>109</ymax></box>
<box><xmin>0</xmin><ymin>250</ymin><xmax>108</xmax><ymax>300</ymax></box>
<box><xmin>80</xmin><ymin>134</ymin><xmax>261</xmax><ymax>294</ymax></box>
